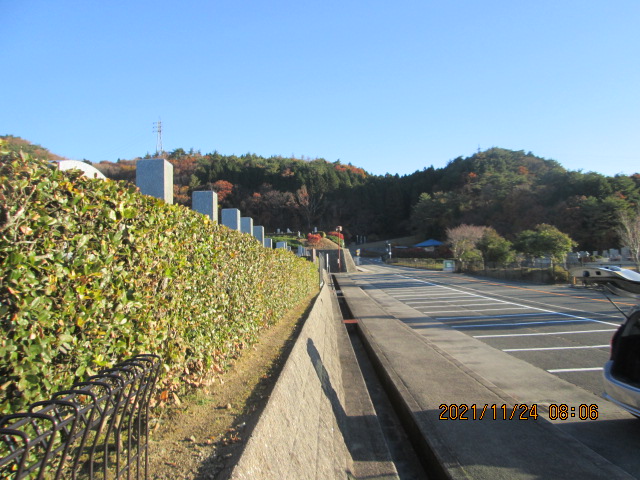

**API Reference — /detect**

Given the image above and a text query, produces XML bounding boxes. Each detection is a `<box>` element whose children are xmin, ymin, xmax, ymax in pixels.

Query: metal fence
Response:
<box><xmin>0</xmin><ymin>354</ymin><xmax>161</xmax><ymax>480</ymax></box>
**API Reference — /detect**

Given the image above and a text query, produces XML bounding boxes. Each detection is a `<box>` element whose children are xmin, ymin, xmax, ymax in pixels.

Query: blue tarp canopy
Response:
<box><xmin>414</xmin><ymin>239</ymin><xmax>443</xmax><ymax>247</ymax></box>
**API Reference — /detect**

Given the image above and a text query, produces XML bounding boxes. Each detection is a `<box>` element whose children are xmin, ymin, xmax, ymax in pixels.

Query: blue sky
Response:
<box><xmin>3</xmin><ymin>0</ymin><xmax>639</xmax><ymax>177</ymax></box>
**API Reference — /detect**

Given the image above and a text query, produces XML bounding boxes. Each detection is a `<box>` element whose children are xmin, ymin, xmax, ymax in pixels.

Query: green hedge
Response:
<box><xmin>0</xmin><ymin>151</ymin><xmax>318</xmax><ymax>415</ymax></box>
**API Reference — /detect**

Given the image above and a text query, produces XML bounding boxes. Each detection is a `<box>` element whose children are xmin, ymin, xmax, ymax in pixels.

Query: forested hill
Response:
<box><xmin>0</xmin><ymin>135</ymin><xmax>65</xmax><ymax>161</ymax></box>
<box><xmin>405</xmin><ymin>149</ymin><xmax>640</xmax><ymax>251</ymax></box>
<box><xmin>4</xmin><ymin>136</ymin><xmax>640</xmax><ymax>251</ymax></box>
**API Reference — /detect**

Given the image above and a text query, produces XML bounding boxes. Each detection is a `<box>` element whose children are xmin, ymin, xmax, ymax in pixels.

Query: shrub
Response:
<box><xmin>0</xmin><ymin>151</ymin><xmax>318</xmax><ymax>414</ymax></box>
<box><xmin>327</xmin><ymin>235</ymin><xmax>344</xmax><ymax>248</ymax></box>
<box><xmin>326</xmin><ymin>231</ymin><xmax>345</xmax><ymax>247</ymax></box>
<box><xmin>306</xmin><ymin>233</ymin><xmax>321</xmax><ymax>246</ymax></box>
<box><xmin>552</xmin><ymin>265</ymin><xmax>570</xmax><ymax>283</ymax></box>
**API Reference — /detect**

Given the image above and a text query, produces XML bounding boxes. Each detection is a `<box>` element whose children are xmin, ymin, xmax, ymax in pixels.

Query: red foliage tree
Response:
<box><xmin>212</xmin><ymin>180</ymin><xmax>234</xmax><ymax>202</ymax></box>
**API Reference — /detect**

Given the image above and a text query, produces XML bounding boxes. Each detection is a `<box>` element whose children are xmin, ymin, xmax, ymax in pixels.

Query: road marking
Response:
<box><xmin>406</xmin><ymin>301</ymin><xmax>500</xmax><ymax>307</ymax></box>
<box><xmin>443</xmin><ymin>312</ymin><xmax>559</xmax><ymax>320</ymax></box>
<box><xmin>413</xmin><ymin>271</ymin><xmax>638</xmax><ymax>306</ymax></box>
<box><xmin>394</xmin><ymin>293</ymin><xmax>469</xmax><ymax>298</ymax></box>
<box><xmin>395</xmin><ymin>274</ymin><xmax>620</xmax><ymax>327</ymax></box>
<box><xmin>451</xmin><ymin>319</ymin><xmax>597</xmax><ymax>329</ymax></box>
<box><xmin>397</xmin><ymin>292</ymin><xmax>470</xmax><ymax>296</ymax></box>
<box><xmin>426</xmin><ymin>308</ymin><xmax>529</xmax><ymax>315</ymax></box>
<box><xmin>474</xmin><ymin>329</ymin><xmax>618</xmax><ymax>338</ymax></box>
<box><xmin>547</xmin><ymin>367</ymin><xmax>604</xmax><ymax>373</ymax></box>
<box><xmin>503</xmin><ymin>345</ymin><xmax>609</xmax><ymax>352</ymax></box>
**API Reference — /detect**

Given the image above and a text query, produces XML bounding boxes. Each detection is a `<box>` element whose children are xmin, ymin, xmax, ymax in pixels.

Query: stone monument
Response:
<box><xmin>136</xmin><ymin>158</ymin><xmax>173</xmax><ymax>204</ymax></box>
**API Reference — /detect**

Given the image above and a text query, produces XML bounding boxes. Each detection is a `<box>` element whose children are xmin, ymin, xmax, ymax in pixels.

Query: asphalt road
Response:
<box><xmin>353</xmin><ymin>259</ymin><xmax>640</xmax><ymax>477</ymax></box>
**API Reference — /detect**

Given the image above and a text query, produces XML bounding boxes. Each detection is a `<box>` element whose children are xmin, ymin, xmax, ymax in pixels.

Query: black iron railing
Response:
<box><xmin>0</xmin><ymin>354</ymin><xmax>161</xmax><ymax>479</ymax></box>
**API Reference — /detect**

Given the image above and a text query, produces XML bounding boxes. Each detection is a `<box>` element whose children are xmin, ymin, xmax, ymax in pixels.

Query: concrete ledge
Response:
<box><xmin>231</xmin><ymin>282</ymin><xmax>398</xmax><ymax>480</ymax></box>
<box><xmin>317</xmin><ymin>249</ymin><xmax>358</xmax><ymax>273</ymax></box>
<box><xmin>338</xmin><ymin>276</ymin><xmax>634</xmax><ymax>480</ymax></box>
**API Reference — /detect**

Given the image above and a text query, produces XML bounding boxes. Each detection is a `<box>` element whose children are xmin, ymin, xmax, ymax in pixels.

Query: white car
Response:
<box><xmin>577</xmin><ymin>267</ymin><xmax>640</xmax><ymax>417</ymax></box>
<box><xmin>603</xmin><ymin>305</ymin><xmax>640</xmax><ymax>417</ymax></box>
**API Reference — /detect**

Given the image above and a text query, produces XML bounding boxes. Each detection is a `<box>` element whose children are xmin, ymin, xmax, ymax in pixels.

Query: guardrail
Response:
<box><xmin>0</xmin><ymin>354</ymin><xmax>161</xmax><ymax>480</ymax></box>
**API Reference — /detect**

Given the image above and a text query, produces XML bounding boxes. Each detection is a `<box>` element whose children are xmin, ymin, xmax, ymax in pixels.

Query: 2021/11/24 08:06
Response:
<box><xmin>438</xmin><ymin>404</ymin><xmax>599</xmax><ymax>421</ymax></box>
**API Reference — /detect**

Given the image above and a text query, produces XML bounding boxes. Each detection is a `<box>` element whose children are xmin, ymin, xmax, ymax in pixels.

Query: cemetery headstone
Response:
<box><xmin>240</xmin><ymin>217</ymin><xmax>253</xmax><ymax>235</ymax></box>
<box><xmin>192</xmin><ymin>191</ymin><xmax>218</xmax><ymax>222</ymax></box>
<box><xmin>253</xmin><ymin>226</ymin><xmax>265</xmax><ymax>245</ymax></box>
<box><xmin>136</xmin><ymin>158</ymin><xmax>174</xmax><ymax>204</ymax></box>
<box><xmin>221</xmin><ymin>208</ymin><xmax>241</xmax><ymax>231</ymax></box>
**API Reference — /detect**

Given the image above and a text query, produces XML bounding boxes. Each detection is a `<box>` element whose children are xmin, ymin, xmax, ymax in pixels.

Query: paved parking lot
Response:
<box><xmin>355</xmin><ymin>264</ymin><xmax>630</xmax><ymax>396</ymax></box>
<box><xmin>350</xmin><ymin>262</ymin><xmax>640</xmax><ymax>477</ymax></box>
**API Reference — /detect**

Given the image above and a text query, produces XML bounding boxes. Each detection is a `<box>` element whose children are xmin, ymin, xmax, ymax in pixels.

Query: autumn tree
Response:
<box><xmin>616</xmin><ymin>209</ymin><xmax>640</xmax><ymax>266</ymax></box>
<box><xmin>212</xmin><ymin>180</ymin><xmax>234</xmax><ymax>204</ymax></box>
<box><xmin>446</xmin><ymin>224</ymin><xmax>486</xmax><ymax>261</ymax></box>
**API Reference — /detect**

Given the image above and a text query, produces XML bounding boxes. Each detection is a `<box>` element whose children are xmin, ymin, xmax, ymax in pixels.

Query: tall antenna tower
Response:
<box><xmin>153</xmin><ymin>118</ymin><xmax>163</xmax><ymax>157</ymax></box>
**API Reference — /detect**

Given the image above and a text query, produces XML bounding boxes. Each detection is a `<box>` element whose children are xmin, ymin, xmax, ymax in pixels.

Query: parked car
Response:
<box><xmin>570</xmin><ymin>266</ymin><xmax>640</xmax><ymax>417</ymax></box>
<box><xmin>603</xmin><ymin>305</ymin><xmax>640</xmax><ymax>418</ymax></box>
<box><xmin>572</xmin><ymin>265</ymin><xmax>640</xmax><ymax>296</ymax></box>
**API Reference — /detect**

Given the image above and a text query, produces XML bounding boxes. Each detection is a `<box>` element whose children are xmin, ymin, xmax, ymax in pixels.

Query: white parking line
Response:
<box><xmin>451</xmin><ymin>319</ymin><xmax>594</xmax><ymax>329</ymax></box>
<box><xmin>547</xmin><ymin>367</ymin><xmax>603</xmax><ymax>373</ymax></box>
<box><xmin>395</xmin><ymin>294</ymin><xmax>470</xmax><ymax>299</ymax></box>
<box><xmin>503</xmin><ymin>345</ymin><xmax>609</xmax><ymax>352</ymax></box>
<box><xmin>425</xmin><ymin>309</ymin><xmax>522</xmax><ymax>315</ymax></box>
<box><xmin>395</xmin><ymin>274</ymin><xmax>619</xmax><ymax>327</ymax></box>
<box><xmin>407</xmin><ymin>301</ymin><xmax>499</xmax><ymax>307</ymax></box>
<box><xmin>446</xmin><ymin>312</ymin><xmax>559</xmax><ymax>321</ymax></box>
<box><xmin>474</xmin><ymin>329</ymin><xmax>617</xmax><ymax>338</ymax></box>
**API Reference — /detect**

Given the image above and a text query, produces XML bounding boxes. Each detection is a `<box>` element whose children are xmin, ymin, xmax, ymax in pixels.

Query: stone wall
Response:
<box><xmin>230</xmin><ymin>284</ymin><xmax>350</xmax><ymax>479</ymax></box>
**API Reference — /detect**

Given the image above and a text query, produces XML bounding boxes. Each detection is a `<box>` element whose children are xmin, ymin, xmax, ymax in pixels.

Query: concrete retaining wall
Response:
<box><xmin>317</xmin><ymin>249</ymin><xmax>357</xmax><ymax>273</ymax></box>
<box><xmin>230</xmin><ymin>281</ymin><xmax>398</xmax><ymax>480</ymax></box>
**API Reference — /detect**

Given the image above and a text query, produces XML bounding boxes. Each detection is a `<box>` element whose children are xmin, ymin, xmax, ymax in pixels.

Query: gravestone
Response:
<box><xmin>241</xmin><ymin>217</ymin><xmax>253</xmax><ymax>235</ymax></box>
<box><xmin>276</xmin><ymin>241</ymin><xmax>287</xmax><ymax>249</ymax></box>
<box><xmin>136</xmin><ymin>158</ymin><xmax>173</xmax><ymax>204</ymax></box>
<box><xmin>264</xmin><ymin>238</ymin><xmax>273</xmax><ymax>249</ymax></box>
<box><xmin>192</xmin><ymin>191</ymin><xmax>218</xmax><ymax>222</ymax></box>
<box><xmin>221</xmin><ymin>208</ymin><xmax>241</xmax><ymax>231</ymax></box>
<box><xmin>253</xmin><ymin>226</ymin><xmax>265</xmax><ymax>245</ymax></box>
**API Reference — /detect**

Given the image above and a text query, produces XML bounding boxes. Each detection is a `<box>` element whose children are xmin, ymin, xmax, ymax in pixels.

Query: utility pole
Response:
<box><xmin>336</xmin><ymin>226</ymin><xmax>343</xmax><ymax>272</ymax></box>
<box><xmin>153</xmin><ymin>118</ymin><xmax>163</xmax><ymax>157</ymax></box>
